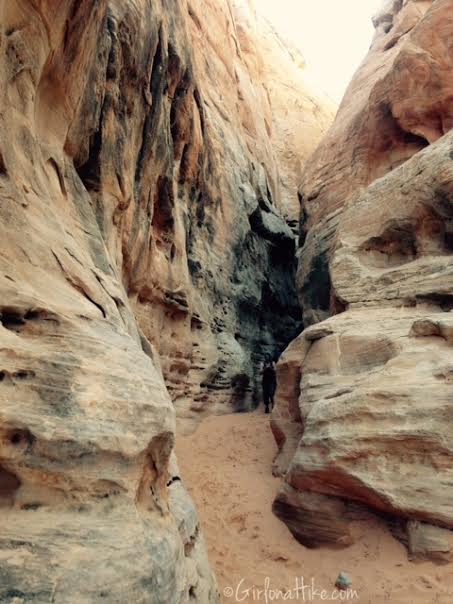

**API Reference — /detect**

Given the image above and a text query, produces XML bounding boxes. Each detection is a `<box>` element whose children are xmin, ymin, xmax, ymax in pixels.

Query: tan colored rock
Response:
<box><xmin>0</xmin><ymin>0</ymin><xmax>334</xmax><ymax>598</ymax></box>
<box><xmin>285</xmin><ymin>306</ymin><xmax>453</xmax><ymax>521</ymax></box>
<box><xmin>151</xmin><ymin>0</ymin><xmax>335</xmax><ymax>426</ymax></box>
<box><xmin>273</xmin><ymin>0</ymin><xmax>453</xmax><ymax>558</ymax></box>
<box><xmin>297</xmin><ymin>0</ymin><xmax>452</xmax><ymax>325</ymax></box>
<box><xmin>232</xmin><ymin>0</ymin><xmax>335</xmax><ymax>223</ymax></box>
<box><xmin>331</xmin><ymin>133</ymin><xmax>453</xmax><ymax>309</ymax></box>
<box><xmin>77</xmin><ymin>0</ymin><xmax>335</xmax><ymax>428</ymax></box>
<box><xmin>0</xmin><ymin>1</ymin><xmax>220</xmax><ymax>600</ymax></box>
<box><xmin>274</xmin><ymin>303</ymin><xmax>453</xmax><ymax>548</ymax></box>
<box><xmin>273</xmin><ymin>483</ymin><xmax>353</xmax><ymax>549</ymax></box>
<box><xmin>407</xmin><ymin>520</ymin><xmax>453</xmax><ymax>564</ymax></box>
<box><xmin>270</xmin><ymin>334</ymin><xmax>308</xmax><ymax>477</ymax></box>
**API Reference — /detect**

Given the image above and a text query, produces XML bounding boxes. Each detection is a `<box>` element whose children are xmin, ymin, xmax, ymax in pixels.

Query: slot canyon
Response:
<box><xmin>1</xmin><ymin>0</ymin><xmax>453</xmax><ymax>602</ymax></box>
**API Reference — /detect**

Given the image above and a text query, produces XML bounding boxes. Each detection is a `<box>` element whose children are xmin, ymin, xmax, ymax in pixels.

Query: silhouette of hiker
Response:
<box><xmin>261</xmin><ymin>354</ymin><xmax>277</xmax><ymax>414</ymax></box>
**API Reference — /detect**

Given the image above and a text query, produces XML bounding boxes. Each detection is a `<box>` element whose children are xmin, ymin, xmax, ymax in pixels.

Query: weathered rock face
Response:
<box><xmin>0</xmin><ymin>1</ymin><xmax>217</xmax><ymax>601</ymax></box>
<box><xmin>63</xmin><ymin>0</ymin><xmax>333</xmax><ymax>427</ymax></box>
<box><xmin>298</xmin><ymin>0</ymin><xmax>452</xmax><ymax>325</ymax></box>
<box><xmin>0</xmin><ymin>0</ymin><xmax>333</xmax><ymax>600</ymax></box>
<box><xmin>273</xmin><ymin>0</ymin><xmax>453</xmax><ymax>561</ymax></box>
<box><xmin>127</xmin><ymin>0</ymin><xmax>334</xmax><ymax>424</ymax></box>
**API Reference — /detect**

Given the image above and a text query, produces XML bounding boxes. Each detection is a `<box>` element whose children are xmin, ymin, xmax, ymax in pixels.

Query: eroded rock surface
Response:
<box><xmin>0</xmin><ymin>1</ymin><xmax>218</xmax><ymax>601</ymax></box>
<box><xmin>273</xmin><ymin>0</ymin><xmax>453</xmax><ymax>561</ymax></box>
<box><xmin>298</xmin><ymin>0</ymin><xmax>452</xmax><ymax>325</ymax></box>
<box><xmin>0</xmin><ymin>0</ymin><xmax>334</xmax><ymax>600</ymax></box>
<box><xmin>133</xmin><ymin>0</ymin><xmax>334</xmax><ymax>424</ymax></box>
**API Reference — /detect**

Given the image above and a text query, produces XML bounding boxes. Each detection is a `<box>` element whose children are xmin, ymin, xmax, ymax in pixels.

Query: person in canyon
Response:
<box><xmin>261</xmin><ymin>354</ymin><xmax>277</xmax><ymax>414</ymax></box>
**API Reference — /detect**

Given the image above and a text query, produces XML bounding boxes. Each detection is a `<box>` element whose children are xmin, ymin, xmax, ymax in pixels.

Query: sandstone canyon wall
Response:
<box><xmin>0</xmin><ymin>0</ymin><xmax>333</xmax><ymax>600</ymax></box>
<box><xmin>134</xmin><ymin>0</ymin><xmax>335</xmax><ymax>424</ymax></box>
<box><xmin>272</xmin><ymin>0</ymin><xmax>453</xmax><ymax>563</ymax></box>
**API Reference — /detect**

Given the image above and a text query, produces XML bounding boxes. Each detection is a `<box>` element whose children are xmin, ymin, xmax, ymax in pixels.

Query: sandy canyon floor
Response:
<box><xmin>177</xmin><ymin>410</ymin><xmax>453</xmax><ymax>604</ymax></box>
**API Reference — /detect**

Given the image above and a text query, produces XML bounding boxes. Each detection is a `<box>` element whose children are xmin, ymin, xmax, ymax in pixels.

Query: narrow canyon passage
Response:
<box><xmin>177</xmin><ymin>410</ymin><xmax>453</xmax><ymax>604</ymax></box>
<box><xmin>2</xmin><ymin>0</ymin><xmax>453</xmax><ymax>600</ymax></box>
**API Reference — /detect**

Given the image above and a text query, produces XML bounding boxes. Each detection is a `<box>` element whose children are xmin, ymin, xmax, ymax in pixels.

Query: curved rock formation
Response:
<box><xmin>298</xmin><ymin>0</ymin><xmax>452</xmax><ymax>325</ymax></box>
<box><xmin>273</xmin><ymin>0</ymin><xmax>453</xmax><ymax>562</ymax></box>
<box><xmin>0</xmin><ymin>0</ymin><xmax>333</xmax><ymax>600</ymax></box>
<box><xmin>0</xmin><ymin>1</ymin><xmax>217</xmax><ymax>601</ymax></box>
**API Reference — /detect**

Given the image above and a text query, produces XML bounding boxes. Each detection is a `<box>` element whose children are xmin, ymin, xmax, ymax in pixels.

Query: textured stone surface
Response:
<box><xmin>148</xmin><ymin>0</ymin><xmax>334</xmax><ymax>424</ymax></box>
<box><xmin>278</xmin><ymin>306</ymin><xmax>453</xmax><ymax>535</ymax></box>
<box><xmin>0</xmin><ymin>1</ymin><xmax>218</xmax><ymax>600</ymax></box>
<box><xmin>116</xmin><ymin>0</ymin><xmax>334</xmax><ymax>425</ymax></box>
<box><xmin>0</xmin><ymin>0</ymin><xmax>333</xmax><ymax>599</ymax></box>
<box><xmin>270</xmin><ymin>334</ymin><xmax>307</xmax><ymax>477</ymax></box>
<box><xmin>272</xmin><ymin>483</ymin><xmax>353</xmax><ymax>549</ymax></box>
<box><xmin>407</xmin><ymin>520</ymin><xmax>453</xmax><ymax>564</ymax></box>
<box><xmin>297</xmin><ymin>0</ymin><xmax>453</xmax><ymax>325</ymax></box>
<box><xmin>273</xmin><ymin>0</ymin><xmax>453</xmax><ymax>560</ymax></box>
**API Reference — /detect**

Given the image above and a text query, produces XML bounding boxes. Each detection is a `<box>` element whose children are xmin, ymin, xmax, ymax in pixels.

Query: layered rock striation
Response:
<box><xmin>129</xmin><ymin>0</ymin><xmax>334</xmax><ymax>422</ymax></box>
<box><xmin>297</xmin><ymin>0</ymin><xmax>452</xmax><ymax>325</ymax></box>
<box><xmin>0</xmin><ymin>0</ymin><xmax>333</xmax><ymax>600</ymax></box>
<box><xmin>61</xmin><ymin>0</ymin><xmax>333</xmax><ymax>425</ymax></box>
<box><xmin>272</xmin><ymin>0</ymin><xmax>453</xmax><ymax>563</ymax></box>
